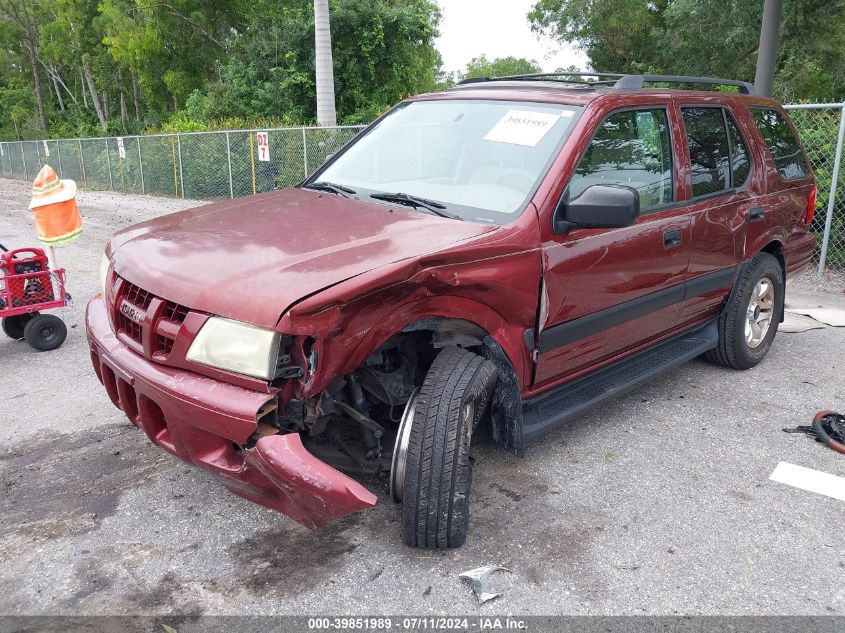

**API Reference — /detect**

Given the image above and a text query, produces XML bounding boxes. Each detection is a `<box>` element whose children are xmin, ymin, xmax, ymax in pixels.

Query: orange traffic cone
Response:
<box><xmin>28</xmin><ymin>165</ymin><xmax>82</xmax><ymax>247</ymax></box>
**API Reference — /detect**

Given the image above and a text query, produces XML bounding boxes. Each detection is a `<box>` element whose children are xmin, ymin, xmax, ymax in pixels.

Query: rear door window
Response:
<box><xmin>725</xmin><ymin>113</ymin><xmax>751</xmax><ymax>186</ymax></box>
<box><xmin>568</xmin><ymin>108</ymin><xmax>673</xmax><ymax>212</ymax></box>
<box><xmin>750</xmin><ymin>107</ymin><xmax>808</xmax><ymax>180</ymax></box>
<box><xmin>682</xmin><ymin>107</ymin><xmax>731</xmax><ymax>198</ymax></box>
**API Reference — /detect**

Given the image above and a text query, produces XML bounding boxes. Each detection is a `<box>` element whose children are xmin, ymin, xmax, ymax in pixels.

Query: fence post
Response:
<box><xmin>105</xmin><ymin>138</ymin><xmax>114</xmax><ymax>190</ymax></box>
<box><xmin>248</xmin><ymin>133</ymin><xmax>256</xmax><ymax>195</ymax></box>
<box><xmin>817</xmin><ymin>104</ymin><xmax>845</xmax><ymax>277</ymax></box>
<box><xmin>35</xmin><ymin>140</ymin><xmax>42</xmax><ymax>171</ymax></box>
<box><xmin>57</xmin><ymin>142</ymin><xmax>63</xmax><ymax>178</ymax></box>
<box><xmin>21</xmin><ymin>142</ymin><xmax>28</xmax><ymax>180</ymax></box>
<box><xmin>78</xmin><ymin>139</ymin><xmax>86</xmax><ymax>188</ymax></box>
<box><xmin>138</xmin><ymin>136</ymin><xmax>145</xmax><ymax>195</ymax></box>
<box><xmin>301</xmin><ymin>127</ymin><xmax>308</xmax><ymax>178</ymax></box>
<box><xmin>176</xmin><ymin>134</ymin><xmax>185</xmax><ymax>199</ymax></box>
<box><xmin>225</xmin><ymin>131</ymin><xmax>234</xmax><ymax>199</ymax></box>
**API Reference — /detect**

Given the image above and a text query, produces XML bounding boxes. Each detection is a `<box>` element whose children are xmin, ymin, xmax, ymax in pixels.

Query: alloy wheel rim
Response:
<box><xmin>745</xmin><ymin>277</ymin><xmax>775</xmax><ymax>348</ymax></box>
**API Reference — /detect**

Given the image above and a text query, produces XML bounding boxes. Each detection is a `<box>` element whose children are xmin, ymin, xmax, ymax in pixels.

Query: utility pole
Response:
<box><xmin>314</xmin><ymin>0</ymin><xmax>337</xmax><ymax>126</ymax></box>
<box><xmin>754</xmin><ymin>0</ymin><xmax>783</xmax><ymax>96</ymax></box>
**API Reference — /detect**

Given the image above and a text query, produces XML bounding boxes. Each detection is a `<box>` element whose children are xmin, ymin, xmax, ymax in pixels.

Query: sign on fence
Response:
<box><xmin>116</xmin><ymin>137</ymin><xmax>126</xmax><ymax>159</ymax></box>
<box><xmin>42</xmin><ymin>141</ymin><xmax>49</xmax><ymax>157</ymax></box>
<box><xmin>256</xmin><ymin>132</ymin><xmax>270</xmax><ymax>162</ymax></box>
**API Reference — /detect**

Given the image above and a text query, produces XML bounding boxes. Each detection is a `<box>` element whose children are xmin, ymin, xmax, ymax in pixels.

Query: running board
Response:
<box><xmin>522</xmin><ymin>320</ymin><xmax>718</xmax><ymax>443</ymax></box>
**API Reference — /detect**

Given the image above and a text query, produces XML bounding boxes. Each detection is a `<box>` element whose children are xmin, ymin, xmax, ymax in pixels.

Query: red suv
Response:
<box><xmin>86</xmin><ymin>73</ymin><xmax>816</xmax><ymax>548</ymax></box>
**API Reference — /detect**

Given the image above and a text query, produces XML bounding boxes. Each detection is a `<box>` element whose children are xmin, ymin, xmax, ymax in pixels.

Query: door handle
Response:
<box><xmin>663</xmin><ymin>228</ymin><xmax>682</xmax><ymax>249</ymax></box>
<box><xmin>747</xmin><ymin>207</ymin><xmax>766</xmax><ymax>222</ymax></box>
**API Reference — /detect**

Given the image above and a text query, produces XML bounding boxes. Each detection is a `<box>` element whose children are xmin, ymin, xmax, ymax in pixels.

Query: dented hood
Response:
<box><xmin>109</xmin><ymin>188</ymin><xmax>494</xmax><ymax>327</ymax></box>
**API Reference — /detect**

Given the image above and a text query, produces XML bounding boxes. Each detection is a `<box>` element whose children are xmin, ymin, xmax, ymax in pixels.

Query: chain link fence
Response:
<box><xmin>0</xmin><ymin>125</ymin><xmax>365</xmax><ymax>201</ymax></box>
<box><xmin>1</xmin><ymin>108</ymin><xmax>844</xmax><ymax>275</ymax></box>
<box><xmin>783</xmin><ymin>103</ymin><xmax>845</xmax><ymax>276</ymax></box>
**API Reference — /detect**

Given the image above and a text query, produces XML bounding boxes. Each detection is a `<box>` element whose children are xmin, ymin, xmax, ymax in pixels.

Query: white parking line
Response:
<box><xmin>770</xmin><ymin>461</ymin><xmax>845</xmax><ymax>502</ymax></box>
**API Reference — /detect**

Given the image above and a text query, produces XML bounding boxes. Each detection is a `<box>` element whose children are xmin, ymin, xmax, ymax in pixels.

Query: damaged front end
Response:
<box><xmin>255</xmin><ymin>331</ymin><xmax>426</xmax><ymax>498</ymax></box>
<box><xmin>85</xmin><ymin>295</ymin><xmax>377</xmax><ymax>529</ymax></box>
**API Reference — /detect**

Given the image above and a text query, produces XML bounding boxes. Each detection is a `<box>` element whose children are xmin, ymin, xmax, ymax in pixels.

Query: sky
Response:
<box><xmin>434</xmin><ymin>0</ymin><xmax>589</xmax><ymax>74</ymax></box>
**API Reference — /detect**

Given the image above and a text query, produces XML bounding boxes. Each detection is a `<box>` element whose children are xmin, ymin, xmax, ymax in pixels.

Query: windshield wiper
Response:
<box><xmin>369</xmin><ymin>192</ymin><xmax>460</xmax><ymax>220</ymax></box>
<box><xmin>303</xmin><ymin>181</ymin><xmax>357</xmax><ymax>197</ymax></box>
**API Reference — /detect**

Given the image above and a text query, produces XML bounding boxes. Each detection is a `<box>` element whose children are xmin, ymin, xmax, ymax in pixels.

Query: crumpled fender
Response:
<box><xmin>240</xmin><ymin>433</ymin><xmax>377</xmax><ymax>528</ymax></box>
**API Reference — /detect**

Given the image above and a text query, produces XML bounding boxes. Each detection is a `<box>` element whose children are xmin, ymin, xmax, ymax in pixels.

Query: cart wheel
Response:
<box><xmin>2</xmin><ymin>313</ymin><xmax>38</xmax><ymax>340</ymax></box>
<box><xmin>24</xmin><ymin>314</ymin><xmax>67</xmax><ymax>351</ymax></box>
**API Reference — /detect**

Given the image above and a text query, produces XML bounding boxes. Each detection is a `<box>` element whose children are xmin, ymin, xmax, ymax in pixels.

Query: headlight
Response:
<box><xmin>99</xmin><ymin>253</ymin><xmax>110</xmax><ymax>297</ymax></box>
<box><xmin>186</xmin><ymin>317</ymin><xmax>281</xmax><ymax>380</ymax></box>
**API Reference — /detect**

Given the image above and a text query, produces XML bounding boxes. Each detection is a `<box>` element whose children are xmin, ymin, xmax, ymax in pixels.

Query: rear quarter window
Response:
<box><xmin>750</xmin><ymin>108</ymin><xmax>809</xmax><ymax>180</ymax></box>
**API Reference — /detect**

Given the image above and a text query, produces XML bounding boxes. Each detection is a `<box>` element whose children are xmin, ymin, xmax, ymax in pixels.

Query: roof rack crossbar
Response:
<box><xmin>455</xmin><ymin>71</ymin><xmax>626</xmax><ymax>87</ymax></box>
<box><xmin>453</xmin><ymin>72</ymin><xmax>756</xmax><ymax>95</ymax></box>
<box><xmin>612</xmin><ymin>74</ymin><xmax>755</xmax><ymax>94</ymax></box>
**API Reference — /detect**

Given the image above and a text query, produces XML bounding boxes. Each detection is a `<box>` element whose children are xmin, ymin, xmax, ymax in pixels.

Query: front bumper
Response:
<box><xmin>85</xmin><ymin>295</ymin><xmax>376</xmax><ymax>528</ymax></box>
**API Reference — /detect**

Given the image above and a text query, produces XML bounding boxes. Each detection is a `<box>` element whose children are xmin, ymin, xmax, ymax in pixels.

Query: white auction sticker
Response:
<box><xmin>116</xmin><ymin>137</ymin><xmax>126</xmax><ymax>159</ymax></box>
<box><xmin>484</xmin><ymin>109</ymin><xmax>569</xmax><ymax>147</ymax></box>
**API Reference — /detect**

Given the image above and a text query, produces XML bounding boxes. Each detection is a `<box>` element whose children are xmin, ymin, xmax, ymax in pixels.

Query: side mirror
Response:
<box><xmin>554</xmin><ymin>184</ymin><xmax>640</xmax><ymax>233</ymax></box>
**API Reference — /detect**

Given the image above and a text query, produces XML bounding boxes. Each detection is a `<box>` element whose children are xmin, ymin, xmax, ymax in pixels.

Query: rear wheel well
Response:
<box><xmin>761</xmin><ymin>240</ymin><xmax>785</xmax><ymax>276</ymax></box>
<box><xmin>760</xmin><ymin>241</ymin><xmax>786</xmax><ymax>323</ymax></box>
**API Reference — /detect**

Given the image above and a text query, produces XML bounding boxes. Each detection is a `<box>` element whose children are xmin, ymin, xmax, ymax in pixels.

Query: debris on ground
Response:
<box><xmin>785</xmin><ymin>307</ymin><xmax>845</xmax><ymax>327</ymax></box>
<box><xmin>780</xmin><ymin>311</ymin><xmax>826</xmax><ymax>333</ymax></box>
<box><xmin>784</xmin><ymin>410</ymin><xmax>845</xmax><ymax>455</ymax></box>
<box><xmin>459</xmin><ymin>565</ymin><xmax>511</xmax><ymax>605</ymax></box>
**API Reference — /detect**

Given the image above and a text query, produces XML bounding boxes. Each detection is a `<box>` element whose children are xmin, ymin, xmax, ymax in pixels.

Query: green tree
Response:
<box><xmin>190</xmin><ymin>0</ymin><xmax>442</xmax><ymax>125</ymax></box>
<box><xmin>463</xmin><ymin>55</ymin><xmax>543</xmax><ymax>79</ymax></box>
<box><xmin>528</xmin><ymin>0</ymin><xmax>845</xmax><ymax>102</ymax></box>
<box><xmin>0</xmin><ymin>0</ymin><xmax>443</xmax><ymax>139</ymax></box>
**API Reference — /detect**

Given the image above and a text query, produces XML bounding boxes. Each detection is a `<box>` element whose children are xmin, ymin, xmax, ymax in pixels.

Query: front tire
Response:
<box><xmin>400</xmin><ymin>347</ymin><xmax>497</xmax><ymax>549</ymax></box>
<box><xmin>705</xmin><ymin>252</ymin><xmax>783</xmax><ymax>370</ymax></box>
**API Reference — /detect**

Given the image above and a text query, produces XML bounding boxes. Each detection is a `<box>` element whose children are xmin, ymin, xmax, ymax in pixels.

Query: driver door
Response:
<box><xmin>535</xmin><ymin>105</ymin><xmax>692</xmax><ymax>387</ymax></box>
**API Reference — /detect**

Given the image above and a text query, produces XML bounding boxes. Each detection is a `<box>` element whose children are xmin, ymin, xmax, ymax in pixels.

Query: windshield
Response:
<box><xmin>311</xmin><ymin>99</ymin><xmax>582</xmax><ymax>223</ymax></box>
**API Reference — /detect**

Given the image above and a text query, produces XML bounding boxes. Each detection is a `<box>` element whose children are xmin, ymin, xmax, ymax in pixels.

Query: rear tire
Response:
<box><xmin>401</xmin><ymin>347</ymin><xmax>497</xmax><ymax>549</ymax></box>
<box><xmin>24</xmin><ymin>314</ymin><xmax>67</xmax><ymax>351</ymax></box>
<box><xmin>2</xmin><ymin>312</ymin><xmax>38</xmax><ymax>340</ymax></box>
<box><xmin>705</xmin><ymin>252</ymin><xmax>783</xmax><ymax>370</ymax></box>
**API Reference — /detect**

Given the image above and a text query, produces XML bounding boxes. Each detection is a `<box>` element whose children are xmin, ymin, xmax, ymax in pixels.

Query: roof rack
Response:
<box><xmin>455</xmin><ymin>72</ymin><xmax>625</xmax><ymax>88</ymax></box>
<box><xmin>612</xmin><ymin>74</ymin><xmax>755</xmax><ymax>94</ymax></box>
<box><xmin>453</xmin><ymin>72</ymin><xmax>756</xmax><ymax>95</ymax></box>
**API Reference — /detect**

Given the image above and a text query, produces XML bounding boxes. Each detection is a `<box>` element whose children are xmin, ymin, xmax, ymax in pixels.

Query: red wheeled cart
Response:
<box><xmin>0</xmin><ymin>244</ymin><xmax>68</xmax><ymax>351</ymax></box>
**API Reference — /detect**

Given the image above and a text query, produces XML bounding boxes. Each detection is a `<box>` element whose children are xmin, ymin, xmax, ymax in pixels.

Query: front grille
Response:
<box><xmin>156</xmin><ymin>334</ymin><xmax>174</xmax><ymax>355</ymax></box>
<box><xmin>124</xmin><ymin>281</ymin><xmax>153</xmax><ymax>310</ymax></box>
<box><xmin>117</xmin><ymin>311</ymin><xmax>143</xmax><ymax>346</ymax></box>
<box><xmin>155</xmin><ymin>300</ymin><xmax>189</xmax><ymax>355</ymax></box>
<box><xmin>115</xmin><ymin>279</ymin><xmax>147</xmax><ymax>346</ymax></box>
<box><xmin>163</xmin><ymin>301</ymin><xmax>189</xmax><ymax>324</ymax></box>
<box><xmin>113</xmin><ymin>277</ymin><xmax>190</xmax><ymax>357</ymax></box>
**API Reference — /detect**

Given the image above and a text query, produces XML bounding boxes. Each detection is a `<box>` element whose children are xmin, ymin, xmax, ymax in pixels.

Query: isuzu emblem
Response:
<box><xmin>120</xmin><ymin>300</ymin><xmax>144</xmax><ymax>324</ymax></box>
